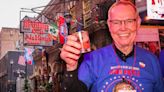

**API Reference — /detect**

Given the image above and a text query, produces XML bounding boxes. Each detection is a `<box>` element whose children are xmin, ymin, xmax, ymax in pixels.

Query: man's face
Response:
<box><xmin>107</xmin><ymin>5</ymin><xmax>140</xmax><ymax>47</ymax></box>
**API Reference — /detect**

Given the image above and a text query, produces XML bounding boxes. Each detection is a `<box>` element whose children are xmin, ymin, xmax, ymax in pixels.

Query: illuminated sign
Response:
<box><xmin>24</xmin><ymin>33</ymin><xmax>53</xmax><ymax>46</ymax></box>
<box><xmin>20</xmin><ymin>19</ymin><xmax>49</xmax><ymax>33</ymax></box>
<box><xmin>20</xmin><ymin>17</ymin><xmax>55</xmax><ymax>46</ymax></box>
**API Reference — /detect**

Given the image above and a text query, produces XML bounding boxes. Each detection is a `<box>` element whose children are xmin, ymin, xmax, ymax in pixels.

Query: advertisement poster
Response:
<box><xmin>135</xmin><ymin>27</ymin><xmax>160</xmax><ymax>57</ymax></box>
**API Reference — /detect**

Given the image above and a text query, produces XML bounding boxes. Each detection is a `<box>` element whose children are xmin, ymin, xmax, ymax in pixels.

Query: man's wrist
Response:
<box><xmin>66</xmin><ymin>63</ymin><xmax>78</xmax><ymax>71</ymax></box>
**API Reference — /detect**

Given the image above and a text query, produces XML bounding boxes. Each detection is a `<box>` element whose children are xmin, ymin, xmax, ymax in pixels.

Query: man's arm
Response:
<box><xmin>60</xmin><ymin>33</ymin><xmax>89</xmax><ymax>92</ymax></box>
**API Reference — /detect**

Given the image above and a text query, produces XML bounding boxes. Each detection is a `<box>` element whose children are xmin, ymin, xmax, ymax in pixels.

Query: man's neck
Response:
<box><xmin>114</xmin><ymin>44</ymin><xmax>133</xmax><ymax>55</ymax></box>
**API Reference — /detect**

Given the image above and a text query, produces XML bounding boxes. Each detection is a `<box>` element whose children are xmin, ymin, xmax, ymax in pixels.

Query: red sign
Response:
<box><xmin>21</xmin><ymin>19</ymin><xmax>49</xmax><ymax>33</ymax></box>
<box><xmin>20</xmin><ymin>17</ymin><xmax>54</xmax><ymax>46</ymax></box>
<box><xmin>24</xmin><ymin>33</ymin><xmax>53</xmax><ymax>46</ymax></box>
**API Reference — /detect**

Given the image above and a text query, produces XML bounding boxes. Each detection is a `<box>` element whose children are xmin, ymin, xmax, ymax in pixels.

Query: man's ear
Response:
<box><xmin>107</xmin><ymin>19</ymin><xmax>111</xmax><ymax>32</ymax></box>
<box><xmin>137</xmin><ymin>15</ymin><xmax>141</xmax><ymax>29</ymax></box>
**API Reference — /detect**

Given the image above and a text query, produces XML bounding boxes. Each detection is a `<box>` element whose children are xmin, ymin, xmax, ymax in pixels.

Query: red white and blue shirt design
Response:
<box><xmin>78</xmin><ymin>45</ymin><xmax>164</xmax><ymax>92</ymax></box>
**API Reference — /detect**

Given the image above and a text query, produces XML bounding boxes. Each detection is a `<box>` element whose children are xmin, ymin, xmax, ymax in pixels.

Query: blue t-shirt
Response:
<box><xmin>78</xmin><ymin>45</ymin><xmax>164</xmax><ymax>92</ymax></box>
<box><xmin>159</xmin><ymin>49</ymin><xmax>164</xmax><ymax>80</ymax></box>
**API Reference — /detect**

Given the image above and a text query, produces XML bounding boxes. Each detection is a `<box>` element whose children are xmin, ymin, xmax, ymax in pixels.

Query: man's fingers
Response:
<box><xmin>65</xmin><ymin>39</ymin><xmax>81</xmax><ymax>50</ymax></box>
<box><xmin>60</xmin><ymin>34</ymin><xmax>82</xmax><ymax>71</ymax></box>
<box><xmin>65</xmin><ymin>58</ymin><xmax>78</xmax><ymax>66</ymax></box>
<box><xmin>63</xmin><ymin>44</ymin><xmax>81</xmax><ymax>55</ymax></box>
<box><xmin>61</xmin><ymin>50</ymin><xmax>80</xmax><ymax>61</ymax></box>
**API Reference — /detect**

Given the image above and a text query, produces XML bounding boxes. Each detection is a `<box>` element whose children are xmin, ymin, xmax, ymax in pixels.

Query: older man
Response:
<box><xmin>60</xmin><ymin>1</ymin><xmax>164</xmax><ymax>92</ymax></box>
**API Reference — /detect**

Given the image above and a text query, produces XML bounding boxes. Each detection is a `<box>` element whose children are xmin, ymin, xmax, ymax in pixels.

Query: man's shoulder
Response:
<box><xmin>160</xmin><ymin>49</ymin><xmax>164</xmax><ymax>55</ymax></box>
<box><xmin>136</xmin><ymin>46</ymin><xmax>152</xmax><ymax>54</ymax></box>
<box><xmin>136</xmin><ymin>46</ymin><xmax>157</xmax><ymax>59</ymax></box>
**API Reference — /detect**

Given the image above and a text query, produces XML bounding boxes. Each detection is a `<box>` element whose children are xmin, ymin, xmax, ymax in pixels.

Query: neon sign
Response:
<box><xmin>20</xmin><ymin>17</ymin><xmax>54</xmax><ymax>46</ymax></box>
<box><xmin>21</xmin><ymin>19</ymin><xmax>49</xmax><ymax>33</ymax></box>
<box><xmin>24</xmin><ymin>33</ymin><xmax>52</xmax><ymax>46</ymax></box>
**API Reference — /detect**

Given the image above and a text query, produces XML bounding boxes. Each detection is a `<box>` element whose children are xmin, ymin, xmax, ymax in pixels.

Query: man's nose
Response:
<box><xmin>121</xmin><ymin>21</ymin><xmax>126</xmax><ymax>30</ymax></box>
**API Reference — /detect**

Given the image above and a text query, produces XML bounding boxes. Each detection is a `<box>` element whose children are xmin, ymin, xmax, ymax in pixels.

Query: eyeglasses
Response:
<box><xmin>109</xmin><ymin>19</ymin><xmax>136</xmax><ymax>26</ymax></box>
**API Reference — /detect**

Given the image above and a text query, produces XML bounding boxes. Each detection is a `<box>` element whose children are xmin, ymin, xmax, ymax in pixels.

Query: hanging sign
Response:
<box><xmin>20</xmin><ymin>17</ymin><xmax>56</xmax><ymax>46</ymax></box>
<box><xmin>20</xmin><ymin>18</ymin><xmax>49</xmax><ymax>33</ymax></box>
<box><xmin>24</xmin><ymin>33</ymin><xmax>52</xmax><ymax>46</ymax></box>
